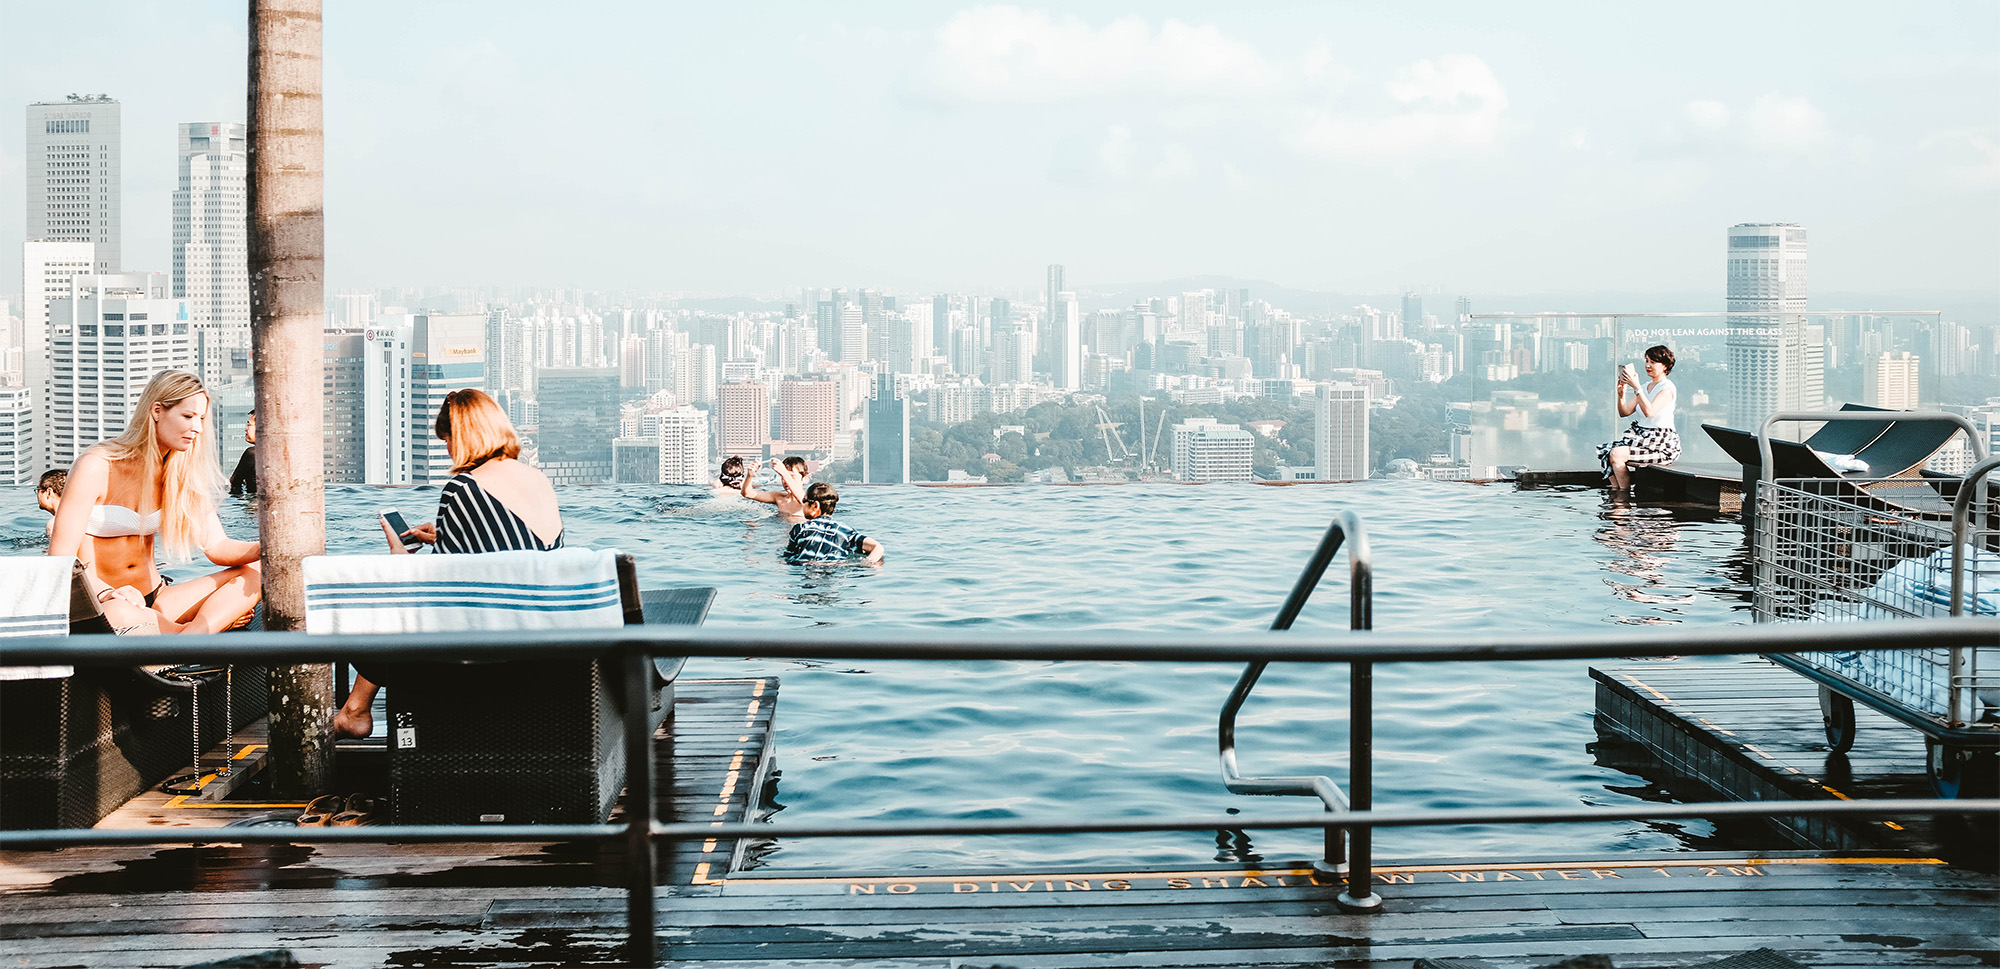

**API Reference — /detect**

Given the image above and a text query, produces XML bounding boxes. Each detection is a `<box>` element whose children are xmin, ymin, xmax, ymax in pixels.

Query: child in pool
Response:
<box><xmin>782</xmin><ymin>483</ymin><xmax>883</xmax><ymax>565</ymax></box>
<box><xmin>741</xmin><ymin>457</ymin><xmax>813</xmax><ymax>522</ymax></box>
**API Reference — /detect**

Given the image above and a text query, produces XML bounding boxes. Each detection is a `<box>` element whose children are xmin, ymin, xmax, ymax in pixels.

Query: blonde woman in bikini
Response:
<box><xmin>48</xmin><ymin>370</ymin><xmax>262</xmax><ymax>635</ymax></box>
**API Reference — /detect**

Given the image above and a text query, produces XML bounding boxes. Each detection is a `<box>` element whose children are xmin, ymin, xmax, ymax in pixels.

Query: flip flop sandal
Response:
<box><xmin>297</xmin><ymin>794</ymin><xmax>344</xmax><ymax>826</ymax></box>
<box><xmin>329</xmin><ymin>794</ymin><xmax>381</xmax><ymax>826</ymax></box>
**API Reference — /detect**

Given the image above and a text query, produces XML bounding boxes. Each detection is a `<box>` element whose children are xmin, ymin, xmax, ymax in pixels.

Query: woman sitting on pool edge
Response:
<box><xmin>48</xmin><ymin>370</ymin><xmax>262</xmax><ymax>634</ymax></box>
<box><xmin>1597</xmin><ymin>343</ymin><xmax>1681</xmax><ymax>495</ymax></box>
<box><xmin>333</xmin><ymin>388</ymin><xmax>564</xmax><ymax>738</ymax></box>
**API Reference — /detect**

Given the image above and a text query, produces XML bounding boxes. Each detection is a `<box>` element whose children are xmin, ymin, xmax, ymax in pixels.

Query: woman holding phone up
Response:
<box><xmin>1597</xmin><ymin>344</ymin><xmax>1681</xmax><ymax>495</ymax></box>
<box><xmin>335</xmin><ymin>388</ymin><xmax>562</xmax><ymax>738</ymax></box>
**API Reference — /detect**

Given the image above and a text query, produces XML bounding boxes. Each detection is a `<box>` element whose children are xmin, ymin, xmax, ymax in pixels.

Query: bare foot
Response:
<box><xmin>332</xmin><ymin>704</ymin><xmax>373</xmax><ymax>739</ymax></box>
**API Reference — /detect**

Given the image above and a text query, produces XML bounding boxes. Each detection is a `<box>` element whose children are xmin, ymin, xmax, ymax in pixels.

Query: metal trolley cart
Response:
<box><xmin>1752</xmin><ymin>412</ymin><xmax>2000</xmax><ymax>798</ymax></box>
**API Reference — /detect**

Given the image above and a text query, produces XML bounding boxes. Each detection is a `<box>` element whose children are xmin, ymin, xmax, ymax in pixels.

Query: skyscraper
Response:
<box><xmin>1316</xmin><ymin>382</ymin><xmax>1371</xmax><ymax>482</ymax></box>
<box><xmin>778</xmin><ymin>378</ymin><xmax>839</xmax><ymax>452</ymax></box>
<box><xmin>46</xmin><ymin>275</ymin><xmax>193</xmax><ymax>470</ymax></box>
<box><xmin>715</xmin><ymin>380</ymin><xmax>769</xmax><ymax>459</ymax></box>
<box><xmin>1171</xmin><ymin>418</ymin><xmax>1252</xmax><ymax>482</ymax></box>
<box><xmin>534</xmin><ymin>367</ymin><xmax>619</xmax><ymax>484</ymax></box>
<box><xmin>1725</xmin><ymin>223</ymin><xmax>1814</xmax><ymax>430</ymax></box>
<box><xmin>28</xmin><ymin>96</ymin><xmax>120</xmax><ymax>273</ymax></box>
<box><xmin>840</xmin><ymin>304</ymin><xmax>867</xmax><ymax>364</ymax></box>
<box><xmin>322</xmin><ymin>324</ymin><xmax>411</xmax><ymax>485</ymax></box>
<box><xmin>173</xmin><ymin>122</ymin><xmax>250</xmax><ymax>387</ymax></box>
<box><xmin>16</xmin><ymin>241</ymin><xmax>98</xmax><ymax>474</ymax></box>
<box><xmin>1401</xmin><ymin>292</ymin><xmax>1424</xmax><ymax>332</ymax></box>
<box><xmin>409</xmin><ymin>313</ymin><xmax>486</xmax><ymax>484</ymax></box>
<box><xmin>1043</xmin><ymin>264</ymin><xmax>1065</xmax><ymax>373</ymax></box>
<box><xmin>1052</xmin><ymin>292</ymin><xmax>1082</xmax><ymax>390</ymax></box>
<box><xmin>654</xmin><ymin>405</ymin><xmax>711</xmax><ymax>484</ymax></box>
<box><xmin>1865</xmin><ymin>351</ymin><xmax>1920</xmax><ymax>410</ymax></box>
<box><xmin>864</xmin><ymin>372</ymin><xmax>908</xmax><ymax>483</ymax></box>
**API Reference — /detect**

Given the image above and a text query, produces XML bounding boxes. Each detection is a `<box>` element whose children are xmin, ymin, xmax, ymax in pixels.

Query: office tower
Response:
<box><xmin>1181</xmin><ymin>290</ymin><xmax>1213</xmax><ymax>332</ymax></box>
<box><xmin>1170</xmin><ymin>417</ymin><xmax>1252</xmax><ymax>482</ymax></box>
<box><xmin>1456</xmin><ymin>296</ymin><xmax>1472</xmax><ymax>323</ymax></box>
<box><xmin>949</xmin><ymin>325</ymin><xmax>982</xmax><ymax>379</ymax></box>
<box><xmin>322</xmin><ymin>324</ymin><xmax>411</xmax><ymax>485</ymax></box>
<box><xmin>1042</xmin><ymin>264</ymin><xmax>1065</xmax><ymax>372</ymax></box>
<box><xmin>1931</xmin><ymin>321</ymin><xmax>1973</xmax><ymax>377</ymax></box>
<box><xmin>1725</xmin><ymin>223</ymin><xmax>1814</xmax><ymax>430</ymax></box>
<box><xmin>779</xmin><ymin>378</ymin><xmax>839</xmax><ymax>451</ymax></box>
<box><xmin>1401</xmin><ymin>292</ymin><xmax>1424</xmax><ymax>333</ymax></box>
<box><xmin>859</xmin><ymin>289</ymin><xmax>886</xmax><ymax>363</ymax></box>
<box><xmin>644</xmin><ymin>327</ymin><xmax>685</xmax><ymax>395</ymax></box>
<box><xmin>613</xmin><ymin>436</ymin><xmax>663</xmax><ymax>483</ymax></box>
<box><xmin>1865</xmin><ymin>351</ymin><xmax>1920</xmax><ymax>410</ymax></box>
<box><xmin>816</xmin><ymin>296</ymin><xmax>843</xmax><ymax>361</ymax></box>
<box><xmin>535</xmin><ymin>367</ymin><xmax>619</xmax><ymax>484</ymax></box>
<box><xmin>864</xmin><ymin>372</ymin><xmax>908</xmax><ymax>483</ymax></box>
<box><xmin>28</xmin><ymin>96</ymin><xmax>120</xmax><ymax>273</ymax></box>
<box><xmin>17</xmin><ymin>241</ymin><xmax>99</xmax><ymax>472</ymax></box>
<box><xmin>993</xmin><ymin>325</ymin><xmax>1035</xmax><ymax>385</ymax></box>
<box><xmin>0</xmin><ymin>386</ymin><xmax>34</xmax><ymax>484</ymax></box>
<box><xmin>486</xmin><ymin>308</ymin><xmax>527</xmax><ymax>392</ymax></box>
<box><xmin>173</xmin><ymin>122</ymin><xmax>249</xmax><ymax>386</ymax></box>
<box><xmin>46</xmin><ymin>276</ymin><xmax>194</xmax><ymax>470</ymax></box>
<box><xmin>1316</xmin><ymin>382</ymin><xmax>1371</xmax><ymax>482</ymax></box>
<box><xmin>409</xmin><ymin>313</ymin><xmax>486</xmax><ymax>483</ymax></box>
<box><xmin>715</xmin><ymin>381</ymin><xmax>768</xmax><ymax>458</ymax></box>
<box><xmin>1051</xmin><ymin>292</ymin><xmax>1082</xmax><ymax>390</ymax></box>
<box><xmin>655</xmin><ymin>405</ymin><xmax>710</xmax><ymax>484</ymax></box>
<box><xmin>333</xmin><ymin>293</ymin><xmax>374</xmax><ymax>327</ymax></box>
<box><xmin>840</xmin><ymin>304</ymin><xmax>867</xmax><ymax>364</ymax></box>
<box><xmin>682</xmin><ymin>343</ymin><xmax>718</xmax><ymax>405</ymax></box>
<box><xmin>619</xmin><ymin>335</ymin><xmax>647</xmax><ymax>388</ymax></box>
<box><xmin>932</xmin><ymin>294</ymin><xmax>952</xmax><ymax>350</ymax></box>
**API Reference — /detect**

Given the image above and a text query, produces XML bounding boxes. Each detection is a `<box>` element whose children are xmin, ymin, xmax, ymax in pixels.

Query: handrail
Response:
<box><xmin>1950</xmin><ymin>455</ymin><xmax>2000</xmax><ymax>726</ymax></box>
<box><xmin>1217</xmin><ymin>509</ymin><xmax>1378</xmax><ymax>911</ymax></box>
<box><xmin>3</xmin><ymin>620</ymin><xmax>1997</xmax><ymax>966</ymax></box>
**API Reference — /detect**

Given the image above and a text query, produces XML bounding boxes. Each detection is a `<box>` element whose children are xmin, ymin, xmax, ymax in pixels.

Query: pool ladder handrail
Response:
<box><xmin>1217</xmin><ymin>509</ymin><xmax>1380</xmax><ymax>912</ymax></box>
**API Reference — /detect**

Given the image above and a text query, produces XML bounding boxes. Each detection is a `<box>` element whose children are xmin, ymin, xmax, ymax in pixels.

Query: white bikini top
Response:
<box><xmin>85</xmin><ymin>503</ymin><xmax>160</xmax><ymax>538</ymax></box>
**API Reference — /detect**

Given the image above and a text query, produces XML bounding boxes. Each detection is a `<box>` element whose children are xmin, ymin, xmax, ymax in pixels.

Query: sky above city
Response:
<box><xmin>3</xmin><ymin>2</ymin><xmax>1998</xmax><ymax>299</ymax></box>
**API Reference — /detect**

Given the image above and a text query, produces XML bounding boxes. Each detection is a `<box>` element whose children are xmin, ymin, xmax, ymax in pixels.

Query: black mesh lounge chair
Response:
<box><xmin>0</xmin><ymin>557</ymin><xmax>266</xmax><ymax>829</ymax></box>
<box><xmin>303</xmin><ymin>550</ymin><xmax>712</xmax><ymax>826</ymax></box>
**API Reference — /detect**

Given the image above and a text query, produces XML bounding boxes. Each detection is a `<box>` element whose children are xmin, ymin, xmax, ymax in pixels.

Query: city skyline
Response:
<box><xmin>2</xmin><ymin>3</ymin><xmax>1997</xmax><ymax>298</ymax></box>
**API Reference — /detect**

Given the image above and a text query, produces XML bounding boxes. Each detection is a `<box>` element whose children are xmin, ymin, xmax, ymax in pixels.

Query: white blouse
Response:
<box><xmin>1634</xmin><ymin>377</ymin><xmax>1677</xmax><ymax>431</ymax></box>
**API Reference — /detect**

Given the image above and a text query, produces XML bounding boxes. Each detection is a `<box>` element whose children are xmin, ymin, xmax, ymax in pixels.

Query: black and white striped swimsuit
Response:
<box><xmin>435</xmin><ymin>472</ymin><xmax>564</xmax><ymax>554</ymax></box>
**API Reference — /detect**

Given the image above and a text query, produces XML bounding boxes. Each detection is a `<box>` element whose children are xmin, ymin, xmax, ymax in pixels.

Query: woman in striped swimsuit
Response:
<box><xmin>332</xmin><ymin>389</ymin><xmax>562</xmax><ymax>738</ymax></box>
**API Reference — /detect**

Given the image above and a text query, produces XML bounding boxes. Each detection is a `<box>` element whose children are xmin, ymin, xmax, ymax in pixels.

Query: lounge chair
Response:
<box><xmin>0</xmin><ymin>557</ymin><xmax>266</xmax><ymax>828</ymax></box>
<box><xmin>302</xmin><ymin>548</ymin><xmax>707</xmax><ymax>825</ymax></box>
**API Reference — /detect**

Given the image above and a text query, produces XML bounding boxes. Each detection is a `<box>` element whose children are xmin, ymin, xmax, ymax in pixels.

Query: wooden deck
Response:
<box><xmin>4</xmin><ymin>669</ymin><xmax>1997</xmax><ymax>967</ymax></box>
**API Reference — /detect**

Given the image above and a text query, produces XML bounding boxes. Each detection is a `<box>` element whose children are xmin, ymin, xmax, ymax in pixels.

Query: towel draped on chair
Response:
<box><xmin>301</xmin><ymin>547</ymin><xmax>626</xmax><ymax>636</ymax></box>
<box><xmin>0</xmin><ymin>557</ymin><xmax>76</xmax><ymax>680</ymax></box>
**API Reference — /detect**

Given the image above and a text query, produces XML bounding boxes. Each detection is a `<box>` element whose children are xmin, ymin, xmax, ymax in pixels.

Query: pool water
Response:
<box><xmin>4</xmin><ymin>480</ymin><xmax>1755</xmax><ymax>871</ymax></box>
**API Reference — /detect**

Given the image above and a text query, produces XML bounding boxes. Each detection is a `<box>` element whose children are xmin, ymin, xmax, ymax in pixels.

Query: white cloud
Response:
<box><xmin>918</xmin><ymin>6</ymin><xmax>1277</xmax><ymax>103</ymax></box>
<box><xmin>1919</xmin><ymin>129</ymin><xmax>2000</xmax><ymax>188</ymax></box>
<box><xmin>1684</xmin><ymin>100</ymin><xmax>1730</xmax><ymax>131</ymax></box>
<box><xmin>1743</xmin><ymin>94</ymin><xmax>1829</xmax><ymax>153</ymax></box>
<box><xmin>1098</xmin><ymin>125</ymin><xmax>1135</xmax><ymax>178</ymax></box>
<box><xmin>1290</xmin><ymin>55</ymin><xmax>1508</xmax><ymax>161</ymax></box>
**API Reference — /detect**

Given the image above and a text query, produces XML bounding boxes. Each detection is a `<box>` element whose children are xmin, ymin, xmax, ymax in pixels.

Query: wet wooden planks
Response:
<box><xmin>0</xmin><ymin>854</ymin><xmax>1993</xmax><ymax>967</ymax></box>
<box><xmin>1590</xmin><ymin>659</ymin><xmax>1980</xmax><ymax>857</ymax></box>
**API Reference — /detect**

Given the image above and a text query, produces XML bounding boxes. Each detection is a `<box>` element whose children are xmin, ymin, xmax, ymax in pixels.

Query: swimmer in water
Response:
<box><xmin>714</xmin><ymin>456</ymin><xmax>747</xmax><ymax>495</ymax></box>
<box><xmin>740</xmin><ymin>456</ymin><xmax>814</xmax><ymax>522</ymax></box>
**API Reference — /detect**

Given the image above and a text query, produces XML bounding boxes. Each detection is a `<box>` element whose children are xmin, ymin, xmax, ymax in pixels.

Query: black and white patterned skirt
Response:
<box><xmin>1598</xmin><ymin>422</ymin><xmax>1681</xmax><ymax>476</ymax></box>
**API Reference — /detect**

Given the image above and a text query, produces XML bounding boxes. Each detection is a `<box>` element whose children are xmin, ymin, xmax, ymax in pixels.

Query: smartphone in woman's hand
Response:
<box><xmin>380</xmin><ymin>508</ymin><xmax>420</xmax><ymax>552</ymax></box>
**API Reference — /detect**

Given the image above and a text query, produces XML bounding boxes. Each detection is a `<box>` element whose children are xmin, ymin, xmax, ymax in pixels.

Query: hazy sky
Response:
<box><xmin>3</xmin><ymin>2</ymin><xmax>1997</xmax><ymax>298</ymax></box>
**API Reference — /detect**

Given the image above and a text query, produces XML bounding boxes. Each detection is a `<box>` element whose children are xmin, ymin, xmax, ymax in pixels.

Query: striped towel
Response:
<box><xmin>0</xmin><ymin>557</ymin><xmax>75</xmax><ymax>680</ymax></box>
<box><xmin>302</xmin><ymin>548</ymin><xmax>626</xmax><ymax>636</ymax></box>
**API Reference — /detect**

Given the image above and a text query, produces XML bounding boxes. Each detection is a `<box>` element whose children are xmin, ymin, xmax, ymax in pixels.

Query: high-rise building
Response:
<box><xmin>322</xmin><ymin>324</ymin><xmax>411</xmax><ymax>485</ymax></box>
<box><xmin>840</xmin><ymin>304</ymin><xmax>867</xmax><ymax>364</ymax></box>
<box><xmin>47</xmin><ymin>276</ymin><xmax>194</xmax><ymax>470</ymax></box>
<box><xmin>1051</xmin><ymin>292</ymin><xmax>1082</xmax><ymax>390</ymax></box>
<box><xmin>1401</xmin><ymin>292</ymin><xmax>1424</xmax><ymax>332</ymax></box>
<box><xmin>1170</xmin><ymin>417</ymin><xmax>1252</xmax><ymax>482</ymax></box>
<box><xmin>28</xmin><ymin>96</ymin><xmax>120</xmax><ymax>273</ymax></box>
<box><xmin>993</xmin><ymin>325</ymin><xmax>1035</xmax><ymax>385</ymax></box>
<box><xmin>173</xmin><ymin>122</ymin><xmax>250</xmax><ymax>387</ymax></box>
<box><xmin>613</xmin><ymin>436</ymin><xmax>663</xmax><ymax>483</ymax></box>
<box><xmin>931</xmin><ymin>293</ymin><xmax>953</xmax><ymax>350</ymax></box>
<box><xmin>864</xmin><ymin>372</ymin><xmax>908</xmax><ymax>483</ymax></box>
<box><xmin>1864</xmin><ymin>351</ymin><xmax>1920</xmax><ymax>410</ymax></box>
<box><xmin>534</xmin><ymin>367</ymin><xmax>619</xmax><ymax>485</ymax></box>
<box><xmin>0</xmin><ymin>386</ymin><xmax>35</xmax><ymax>484</ymax></box>
<box><xmin>409</xmin><ymin>313</ymin><xmax>486</xmax><ymax>484</ymax></box>
<box><xmin>778</xmin><ymin>378</ymin><xmax>839</xmax><ymax>452</ymax></box>
<box><xmin>1725</xmin><ymin>223</ymin><xmax>1814</xmax><ymax>430</ymax></box>
<box><xmin>1042</xmin><ymin>264</ymin><xmax>1065</xmax><ymax>373</ymax></box>
<box><xmin>715</xmin><ymin>380</ymin><xmax>768</xmax><ymax>458</ymax></box>
<box><xmin>655</xmin><ymin>405</ymin><xmax>711</xmax><ymax>484</ymax></box>
<box><xmin>1316</xmin><ymin>381</ymin><xmax>1371</xmax><ymax>482</ymax></box>
<box><xmin>619</xmin><ymin>335</ymin><xmax>647</xmax><ymax>388</ymax></box>
<box><xmin>16</xmin><ymin>241</ymin><xmax>99</xmax><ymax>473</ymax></box>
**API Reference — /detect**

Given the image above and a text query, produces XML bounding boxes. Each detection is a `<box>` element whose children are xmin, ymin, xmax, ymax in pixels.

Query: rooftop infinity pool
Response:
<box><xmin>4</xmin><ymin>480</ymin><xmax>1754</xmax><ymax>871</ymax></box>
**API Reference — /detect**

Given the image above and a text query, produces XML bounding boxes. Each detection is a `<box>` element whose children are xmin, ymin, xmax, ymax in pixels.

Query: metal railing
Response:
<box><xmin>4</xmin><ymin>622</ymin><xmax>1999</xmax><ymax>968</ymax></box>
<box><xmin>1217</xmin><ymin>510</ymin><xmax>1378</xmax><ymax>911</ymax></box>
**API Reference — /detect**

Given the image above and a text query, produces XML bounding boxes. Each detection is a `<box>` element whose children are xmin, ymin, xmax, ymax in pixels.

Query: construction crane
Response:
<box><xmin>1094</xmin><ymin>405</ymin><xmax>1130</xmax><ymax>462</ymax></box>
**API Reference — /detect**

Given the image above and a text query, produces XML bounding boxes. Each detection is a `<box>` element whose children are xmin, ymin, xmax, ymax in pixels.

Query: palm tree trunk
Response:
<box><xmin>248</xmin><ymin>0</ymin><xmax>330</xmax><ymax>797</ymax></box>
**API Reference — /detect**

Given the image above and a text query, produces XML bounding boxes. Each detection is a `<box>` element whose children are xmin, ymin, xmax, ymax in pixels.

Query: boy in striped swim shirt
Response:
<box><xmin>783</xmin><ymin>482</ymin><xmax>884</xmax><ymax>565</ymax></box>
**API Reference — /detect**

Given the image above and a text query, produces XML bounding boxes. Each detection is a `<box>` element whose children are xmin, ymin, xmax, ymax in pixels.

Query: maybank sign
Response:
<box><xmin>443</xmin><ymin>346</ymin><xmax>479</xmax><ymax>358</ymax></box>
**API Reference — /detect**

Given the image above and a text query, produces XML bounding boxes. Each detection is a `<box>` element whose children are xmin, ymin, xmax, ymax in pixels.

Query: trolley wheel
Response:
<box><xmin>1818</xmin><ymin>687</ymin><xmax>1856</xmax><ymax>753</ymax></box>
<box><xmin>1925</xmin><ymin>740</ymin><xmax>1999</xmax><ymax>799</ymax></box>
